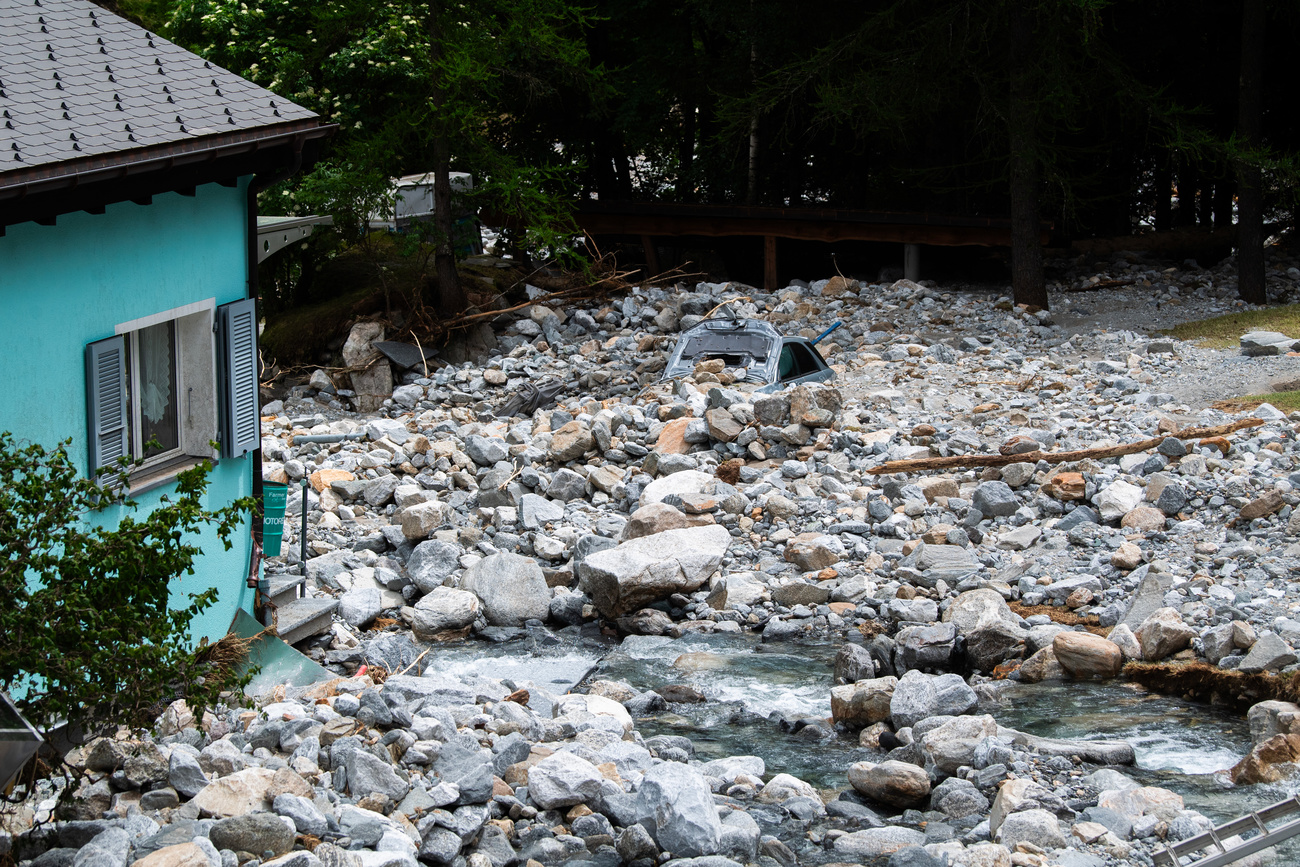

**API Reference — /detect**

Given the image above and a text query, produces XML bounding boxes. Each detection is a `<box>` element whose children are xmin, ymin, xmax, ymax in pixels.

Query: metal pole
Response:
<box><xmin>300</xmin><ymin>477</ymin><xmax>308</xmax><ymax>576</ymax></box>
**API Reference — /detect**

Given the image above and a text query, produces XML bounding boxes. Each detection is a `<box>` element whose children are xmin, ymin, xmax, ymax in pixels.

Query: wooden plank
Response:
<box><xmin>764</xmin><ymin>235</ymin><xmax>778</xmax><ymax>291</ymax></box>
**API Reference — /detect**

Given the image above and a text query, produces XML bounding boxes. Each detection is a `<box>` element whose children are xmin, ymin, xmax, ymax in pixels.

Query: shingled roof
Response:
<box><xmin>0</xmin><ymin>0</ymin><xmax>331</xmax><ymax>227</ymax></box>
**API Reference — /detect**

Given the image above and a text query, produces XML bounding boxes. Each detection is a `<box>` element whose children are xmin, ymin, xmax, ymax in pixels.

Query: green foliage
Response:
<box><xmin>0</xmin><ymin>433</ymin><xmax>252</xmax><ymax>738</ymax></box>
<box><xmin>167</xmin><ymin>0</ymin><xmax>599</xmax><ymax>293</ymax></box>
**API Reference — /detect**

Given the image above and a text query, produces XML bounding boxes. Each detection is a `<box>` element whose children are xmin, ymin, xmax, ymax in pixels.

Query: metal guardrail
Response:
<box><xmin>1154</xmin><ymin>795</ymin><xmax>1300</xmax><ymax>867</ymax></box>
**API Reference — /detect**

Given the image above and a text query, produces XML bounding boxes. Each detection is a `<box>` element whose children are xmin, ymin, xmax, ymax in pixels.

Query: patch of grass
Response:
<box><xmin>1164</xmin><ymin>303</ymin><xmax>1300</xmax><ymax>349</ymax></box>
<box><xmin>1212</xmin><ymin>391</ymin><xmax>1300</xmax><ymax>413</ymax></box>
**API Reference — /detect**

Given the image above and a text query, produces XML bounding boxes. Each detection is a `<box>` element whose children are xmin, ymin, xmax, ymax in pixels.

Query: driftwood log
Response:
<box><xmin>866</xmin><ymin>417</ymin><xmax>1264</xmax><ymax>475</ymax></box>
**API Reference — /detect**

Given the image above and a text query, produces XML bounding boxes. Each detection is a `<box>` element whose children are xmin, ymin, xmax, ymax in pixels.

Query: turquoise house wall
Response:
<box><xmin>0</xmin><ymin>180</ymin><xmax>256</xmax><ymax>643</ymax></box>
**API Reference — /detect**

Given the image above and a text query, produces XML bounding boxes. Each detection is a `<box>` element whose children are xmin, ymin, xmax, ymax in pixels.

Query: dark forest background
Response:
<box><xmin>109</xmin><ymin>0</ymin><xmax>1298</xmax><ymax>310</ymax></box>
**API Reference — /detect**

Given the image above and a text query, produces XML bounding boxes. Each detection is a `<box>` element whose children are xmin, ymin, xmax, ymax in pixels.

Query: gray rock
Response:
<box><xmin>518</xmin><ymin>494</ymin><xmax>565</xmax><ymax>530</ymax></box>
<box><xmin>417</xmin><ymin>828</ymin><xmax>463</xmax><ymax>866</ymax></box>
<box><xmin>635</xmin><ymin>762</ymin><xmax>722</xmax><ymax>857</ymax></box>
<box><xmin>998</xmin><ymin>808</ymin><xmax>1065</xmax><ymax>850</ymax></box>
<box><xmin>272</xmin><ymin>794</ymin><xmax>328</xmax><ymax>837</ymax></box>
<box><xmin>894</xmin><ymin>623</ymin><xmax>956</xmax><ymax>672</ymax></box>
<box><xmin>579</xmin><ymin>525</ymin><xmax>732</xmax><ymax>618</ymax></box>
<box><xmin>72</xmin><ymin>829</ymin><xmax>131</xmax><ymax>867</ymax></box>
<box><xmin>460</xmin><ymin>552</ymin><xmax>551</xmax><ymax>626</ymax></box>
<box><xmin>432</xmin><ymin>738</ymin><xmax>494</xmax><ymax>805</ymax></box>
<box><xmin>884</xmin><ymin>597</ymin><xmax>939</xmax><ymax>624</ymax></box>
<box><xmin>617</xmin><ymin>824</ymin><xmax>659</xmax><ymax>863</ymax></box>
<box><xmin>345</xmin><ymin>750</ymin><xmax>409</xmax><ymax>802</ymax></box>
<box><xmin>929</xmin><ymin>777</ymin><xmax>989</xmax><ymax>819</ymax></box>
<box><xmin>1238</xmin><ymin>632</ymin><xmax>1297</xmax><ymax>674</ymax></box>
<box><xmin>168</xmin><ymin>747</ymin><xmax>210</xmax><ymax>799</ymax></box>
<box><xmin>465</xmin><ymin>435</ymin><xmax>508</xmax><ymax>467</ymax></box>
<box><xmin>1119</xmin><ymin>573</ymin><xmax>1173</xmax><ymax>631</ymax></box>
<box><xmin>972</xmin><ymin>482</ymin><xmax>1017</xmax><ymax>517</ymax></box>
<box><xmin>1241</xmin><ymin>331</ymin><xmax>1299</xmax><ymax>356</ymax></box>
<box><xmin>890</xmin><ymin>670</ymin><xmax>977</xmax><ymax>728</ymax></box>
<box><xmin>406</xmin><ymin>540</ymin><xmax>462</xmax><ymax>594</ymax></box>
<box><xmin>832</xmin><ymin>827</ymin><xmax>926</xmax><ymax>861</ymax></box>
<box><xmin>528</xmin><ymin>752</ymin><xmax>604</xmax><ymax>810</ymax></box>
<box><xmin>209</xmin><ymin>814</ymin><xmax>295</xmax><ymax>859</ymax></box>
<box><xmin>411</xmin><ymin>587</ymin><xmax>480</xmax><ymax>640</ymax></box>
<box><xmin>364</xmin><ymin>476</ymin><xmax>402</xmax><ymax>508</ymax></box>
<box><xmin>834</xmin><ymin>643</ymin><xmax>877</xmax><ymax>684</ymax></box>
<box><xmin>338</xmin><ymin>587</ymin><xmax>385</xmax><ymax>628</ymax></box>
<box><xmin>547</xmin><ymin>469</ymin><xmax>588</xmax><ymax>502</ymax></box>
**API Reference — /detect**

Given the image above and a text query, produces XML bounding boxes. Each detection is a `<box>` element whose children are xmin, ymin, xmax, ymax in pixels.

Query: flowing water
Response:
<box><xmin>430</xmin><ymin>629</ymin><xmax>1300</xmax><ymax>860</ymax></box>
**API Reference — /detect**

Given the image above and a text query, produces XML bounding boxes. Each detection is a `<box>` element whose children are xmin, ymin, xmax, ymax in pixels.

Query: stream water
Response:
<box><xmin>427</xmin><ymin>629</ymin><xmax>1300</xmax><ymax>860</ymax></box>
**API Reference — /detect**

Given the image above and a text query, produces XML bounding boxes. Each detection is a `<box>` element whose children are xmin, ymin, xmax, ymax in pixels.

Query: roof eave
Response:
<box><xmin>0</xmin><ymin>120</ymin><xmax>335</xmax><ymax>229</ymax></box>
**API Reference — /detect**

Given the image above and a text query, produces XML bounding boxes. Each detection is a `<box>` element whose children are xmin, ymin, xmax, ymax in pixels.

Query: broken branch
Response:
<box><xmin>866</xmin><ymin>417</ymin><xmax>1264</xmax><ymax>475</ymax></box>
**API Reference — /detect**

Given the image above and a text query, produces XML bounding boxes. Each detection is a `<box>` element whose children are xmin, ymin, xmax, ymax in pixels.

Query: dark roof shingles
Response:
<box><xmin>0</xmin><ymin>0</ymin><xmax>315</xmax><ymax>174</ymax></box>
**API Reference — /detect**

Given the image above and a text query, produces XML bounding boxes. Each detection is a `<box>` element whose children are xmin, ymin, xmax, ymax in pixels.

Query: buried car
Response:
<box><xmin>661</xmin><ymin>318</ymin><xmax>837</xmax><ymax>393</ymax></box>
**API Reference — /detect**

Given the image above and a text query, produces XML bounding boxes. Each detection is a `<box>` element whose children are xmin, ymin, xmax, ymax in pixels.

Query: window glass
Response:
<box><xmin>136</xmin><ymin>320</ymin><xmax>179</xmax><ymax>458</ymax></box>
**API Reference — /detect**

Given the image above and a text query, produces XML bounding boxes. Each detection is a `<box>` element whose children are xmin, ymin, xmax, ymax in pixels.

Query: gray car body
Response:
<box><xmin>661</xmin><ymin>318</ymin><xmax>835</xmax><ymax>393</ymax></box>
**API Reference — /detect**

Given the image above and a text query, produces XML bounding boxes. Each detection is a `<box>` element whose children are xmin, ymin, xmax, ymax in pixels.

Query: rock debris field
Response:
<box><xmin>10</xmin><ymin>246</ymin><xmax>1300</xmax><ymax>867</ymax></box>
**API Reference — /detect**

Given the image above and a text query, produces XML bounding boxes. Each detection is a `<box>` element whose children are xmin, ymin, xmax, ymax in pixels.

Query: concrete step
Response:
<box><xmin>266</xmin><ymin>572</ymin><xmax>305</xmax><ymax>609</ymax></box>
<box><xmin>274</xmin><ymin>597</ymin><xmax>338</xmax><ymax>646</ymax></box>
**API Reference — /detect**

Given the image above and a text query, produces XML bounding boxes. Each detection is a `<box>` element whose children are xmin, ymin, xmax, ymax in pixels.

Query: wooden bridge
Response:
<box><xmin>571</xmin><ymin>200</ymin><xmax>1047</xmax><ymax>290</ymax></box>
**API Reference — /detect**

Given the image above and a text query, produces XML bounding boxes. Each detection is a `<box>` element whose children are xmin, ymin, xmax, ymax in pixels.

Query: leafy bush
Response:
<box><xmin>0</xmin><ymin>433</ymin><xmax>252</xmax><ymax>740</ymax></box>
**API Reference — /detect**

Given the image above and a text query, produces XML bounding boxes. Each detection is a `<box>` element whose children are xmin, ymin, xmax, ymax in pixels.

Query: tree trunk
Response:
<box><xmin>676</xmin><ymin>18</ymin><xmax>697</xmax><ymax>202</ymax></box>
<box><xmin>1213</xmin><ymin>171</ymin><xmax>1234</xmax><ymax>229</ymax></box>
<box><xmin>1175</xmin><ymin>161</ymin><xmax>1198</xmax><ymax>227</ymax></box>
<box><xmin>1236</xmin><ymin>0</ymin><xmax>1266</xmax><ymax>305</ymax></box>
<box><xmin>745</xmin><ymin>0</ymin><xmax>758</xmax><ymax>206</ymax></box>
<box><xmin>427</xmin><ymin>0</ymin><xmax>464</xmax><ymax>315</ymax></box>
<box><xmin>1154</xmin><ymin>160</ymin><xmax>1172</xmax><ymax>231</ymax></box>
<box><xmin>1008</xmin><ymin>0</ymin><xmax>1047</xmax><ymax>309</ymax></box>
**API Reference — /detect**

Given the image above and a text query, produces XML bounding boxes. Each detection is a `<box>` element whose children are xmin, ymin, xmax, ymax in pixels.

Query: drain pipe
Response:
<box><xmin>246</xmin><ymin>140</ymin><xmax>304</xmax><ymax>589</ymax></box>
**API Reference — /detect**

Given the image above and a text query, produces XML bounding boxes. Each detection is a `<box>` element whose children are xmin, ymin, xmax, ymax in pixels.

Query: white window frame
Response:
<box><xmin>113</xmin><ymin>299</ymin><xmax>218</xmax><ymax>489</ymax></box>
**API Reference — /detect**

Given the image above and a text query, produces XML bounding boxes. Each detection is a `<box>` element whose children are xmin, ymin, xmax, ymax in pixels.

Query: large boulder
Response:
<box><xmin>639</xmin><ymin>470</ymin><xmax>715</xmax><ymax>506</ymax></box>
<box><xmin>972</xmin><ymin>481</ymin><xmax>1018</xmax><ymax>517</ymax></box>
<box><xmin>550</xmin><ymin>422</ymin><xmax>595</xmax><ymax>462</ymax></box>
<box><xmin>410</xmin><ymin>588</ymin><xmax>480</xmax><ymax>640</ymax></box>
<box><xmin>921</xmin><ymin>714</ymin><xmax>1000</xmax><ymax>776</ymax></box>
<box><xmin>1134</xmin><ymin>607</ymin><xmax>1196</xmax><ymax>661</ymax></box>
<box><xmin>847</xmin><ymin>760</ymin><xmax>930</xmax><ymax>808</ymax></box>
<box><xmin>890</xmin><ymin>670</ymin><xmax>977</xmax><ymax>729</ymax></box>
<box><xmin>831</xmin><ymin>676</ymin><xmax>897</xmax><ymax>727</ymax></box>
<box><xmin>998</xmin><ymin>809</ymin><xmax>1065</xmax><ymax>850</ymax></box>
<box><xmin>579</xmin><ymin>524</ymin><xmax>731</xmax><ymax>618</ymax></box>
<box><xmin>1052</xmin><ymin>631</ymin><xmax>1124</xmax><ymax>679</ymax></box>
<box><xmin>1095</xmin><ymin>480</ymin><xmax>1144</xmax><ymax>522</ymax></box>
<box><xmin>460</xmin><ymin>552</ymin><xmax>550</xmax><ymax>626</ymax></box>
<box><xmin>527</xmin><ymin>752</ymin><xmax>604</xmax><ymax>810</ymax></box>
<box><xmin>345</xmin><ymin>749</ymin><xmax>409</xmax><ymax>802</ymax></box>
<box><xmin>208</xmin><ymin>815</ymin><xmax>295</xmax><ymax>860</ymax></box>
<box><xmin>620</xmin><ymin>502</ymin><xmax>714</xmax><ymax>541</ymax></box>
<box><xmin>832</xmin><ymin>827</ymin><xmax>926</xmax><ymax>862</ymax></box>
<box><xmin>635</xmin><ymin>762</ymin><xmax>722</xmax><ymax>857</ymax></box>
<box><xmin>895</xmin><ymin>622</ymin><xmax>957</xmax><ymax>672</ymax></box>
<box><xmin>406</xmin><ymin>540</ymin><xmax>462</xmax><ymax>593</ymax></box>
<box><xmin>190</xmin><ymin>768</ymin><xmax>275</xmax><ymax>818</ymax></box>
<box><xmin>1247</xmin><ymin>700</ymin><xmax>1300</xmax><ymax>746</ymax></box>
<box><xmin>942</xmin><ymin>589</ymin><xmax>1025</xmax><ymax>672</ymax></box>
<box><xmin>1230</xmin><ymin>734</ymin><xmax>1300</xmax><ymax>785</ymax></box>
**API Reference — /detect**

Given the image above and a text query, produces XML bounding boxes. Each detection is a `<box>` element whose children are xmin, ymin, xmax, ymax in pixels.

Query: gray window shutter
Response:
<box><xmin>85</xmin><ymin>336</ymin><xmax>128</xmax><ymax>478</ymax></box>
<box><xmin>217</xmin><ymin>298</ymin><xmax>260</xmax><ymax>459</ymax></box>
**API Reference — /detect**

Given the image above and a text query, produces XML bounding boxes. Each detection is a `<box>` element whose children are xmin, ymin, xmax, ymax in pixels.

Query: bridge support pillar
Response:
<box><xmin>904</xmin><ymin>243</ymin><xmax>921</xmax><ymax>281</ymax></box>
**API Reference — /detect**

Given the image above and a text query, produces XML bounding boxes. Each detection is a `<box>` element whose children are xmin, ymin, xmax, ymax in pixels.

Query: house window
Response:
<box><xmin>86</xmin><ymin>297</ymin><xmax>260</xmax><ymax>490</ymax></box>
<box><xmin>129</xmin><ymin>319</ymin><xmax>182</xmax><ymax>461</ymax></box>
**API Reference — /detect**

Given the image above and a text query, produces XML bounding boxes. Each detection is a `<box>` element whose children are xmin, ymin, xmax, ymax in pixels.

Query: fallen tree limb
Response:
<box><xmin>866</xmin><ymin>417</ymin><xmax>1264</xmax><ymax>475</ymax></box>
